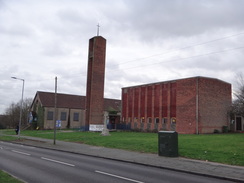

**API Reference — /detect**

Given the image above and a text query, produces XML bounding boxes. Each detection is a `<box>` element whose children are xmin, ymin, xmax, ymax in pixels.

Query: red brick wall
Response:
<box><xmin>170</xmin><ymin>83</ymin><xmax>176</xmax><ymax>117</ymax></box>
<box><xmin>140</xmin><ymin>87</ymin><xmax>146</xmax><ymax>117</ymax></box>
<box><xmin>134</xmin><ymin>88</ymin><xmax>139</xmax><ymax>117</ymax></box>
<box><xmin>198</xmin><ymin>78</ymin><xmax>231</xmax><ymax>133</ymax></box>
<box><xmin>154</xmin><ymin>84</ymin><xmax>160</xmax><ymax>117</ymax></box>
<box><xmin>128</xmin><ymin>89</ymin><xmax>133</xmax><ymax>117</ymax></box>
<box><xmin>176</xmin><ymin>78</ymin><xmax>197</xmax><ymax>134</ymax></box>
<box><xmin>122</xmin><ymin>89</ymin><xmax>128</xmax><ymax>120</ymax></box>
<box><xmin>162</xmin><ymin>83</ymin><xmax>168</xmax><ymax>117</ymax></box>
<box><xmin>86</xmin><ymin>36</ymin><xmax>106</xmax><ymax>126</ymax></box>
<box><xmin>147</xmin><ymin>86</ymin><xmax>153</xmax><ymax>118</ymax></box>
<box><xmin>121</xmin><ymin>77</ymin><xmax>231</xmax><ymax>134</ymax></box>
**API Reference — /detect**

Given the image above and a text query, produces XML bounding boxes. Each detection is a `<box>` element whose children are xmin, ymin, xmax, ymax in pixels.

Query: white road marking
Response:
<box><xmin>12</xmin><ymin>150</ymin><xmax>31</xmax><ymax>156</ymax></box>
<box><xmin>41</xmin><ymin>157</ymin><xmax>75</xmax><ymax>167</ymax></box>
<box><xmin>95</xmin><ymin>170</ymin><xmax>145</xmax><ymax>183</ymax></box>
<box><xmin>23</xmin><ymin>145</ymin><xmax>36</xmax><ymax>149</ymax></box>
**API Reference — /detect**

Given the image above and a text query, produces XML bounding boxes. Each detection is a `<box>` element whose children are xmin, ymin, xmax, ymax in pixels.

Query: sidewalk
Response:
<box><xmin>7</xmin><ymin>135</ymin><xmax>244</xmax><ymax>182</ymax></box>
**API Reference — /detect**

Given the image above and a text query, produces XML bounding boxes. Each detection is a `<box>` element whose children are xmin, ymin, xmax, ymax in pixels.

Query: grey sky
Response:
<box><xmin>1</xmin><ymin>0</ymin><xmax>244</xmax><ymax>114</ymax></box>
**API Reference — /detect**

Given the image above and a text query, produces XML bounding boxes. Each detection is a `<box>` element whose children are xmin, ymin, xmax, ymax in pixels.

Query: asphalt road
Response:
<box><xmin>0</xmin><ymin>141</ymin><xmax>234</xmax><ymax>183</ymax></box>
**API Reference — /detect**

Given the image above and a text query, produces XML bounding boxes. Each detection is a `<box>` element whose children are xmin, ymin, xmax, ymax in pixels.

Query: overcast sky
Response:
<box><xmin>1</xmin><ymin>0</ymin><xmax>244</xmax><ymax>114</ymax></box>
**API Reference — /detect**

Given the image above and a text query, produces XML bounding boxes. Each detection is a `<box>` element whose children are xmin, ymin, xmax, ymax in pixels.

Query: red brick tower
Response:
<box><xmin>85</xmin><ymin>36</ymin><xmax>106</xmax><ymax>131</ymax></box>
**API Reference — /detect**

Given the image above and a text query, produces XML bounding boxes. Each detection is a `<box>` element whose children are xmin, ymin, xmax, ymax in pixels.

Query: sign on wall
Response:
<box><xmin>89</xmin><ymin>124</ymin><xmax>104</xmax><ymax>131</ymax></box>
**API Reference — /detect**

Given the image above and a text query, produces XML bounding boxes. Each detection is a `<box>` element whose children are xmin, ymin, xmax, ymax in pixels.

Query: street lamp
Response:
<box><xmin>11</xmin><ymin>77</ymin><xmax>25</xmax><ymax>139</ymax></box>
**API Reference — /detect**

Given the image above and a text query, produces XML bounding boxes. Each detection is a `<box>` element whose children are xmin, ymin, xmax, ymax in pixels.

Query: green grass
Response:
<box><xmin>0</xmin><ymin>129</ymin><xmax>20</xmax><ymax>141</ymax></box>
<box><xmin>0</xmin><ymin>170</ymin><xmax>23</xmax><ymax>183</ymax></box>
<box><xmin>179</xmin><ymin>134</ymin><xmax>244</xmax><ymax>166</ymax></box>
<box><xmin>0</xmin><ymin>135</ymin><xmax>19</xmax><ymax>141</ymax></box>
<box><xmin>1</xmin><ymin>129</ymin><xmax>244</xmax><ymax>166</ymax></box>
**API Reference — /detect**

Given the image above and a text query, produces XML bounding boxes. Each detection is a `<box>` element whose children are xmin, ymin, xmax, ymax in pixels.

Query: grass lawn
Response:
<box><xmin>1</xmin><ymin>129</ymin><xmax>243</xmax><ymax>166</ymax></box>
<box><xmin>0</xmin><ymin>135</ymin><xmax>19</xmax><ymax>141</ymax></box>
<box><xmin>0</xmin><ymin>170</ymin><xmax>23</xmax><ymax>183</ymax></box>
<box><xmin>179</xmin><ymin>134</ymin><xmax>244</xmax><ymax>166</ymax></box>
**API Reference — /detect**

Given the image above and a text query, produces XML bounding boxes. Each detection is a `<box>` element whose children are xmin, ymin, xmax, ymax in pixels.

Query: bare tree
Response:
<box><xmin>1</xmin><ymin>98</ymin><xmax>33</xmax><ymax>129</ymax></box>
<box><xmin>232</xmin><ymin>73</ymin><xmax>244</xmax><ymax>116</ymax></box>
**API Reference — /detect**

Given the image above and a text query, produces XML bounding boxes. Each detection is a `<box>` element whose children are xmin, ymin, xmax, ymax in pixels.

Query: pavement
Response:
<box><xmin>2</xmin><ymin>135</ymin><xmax>244</xmax><ymax>182</ymax></box>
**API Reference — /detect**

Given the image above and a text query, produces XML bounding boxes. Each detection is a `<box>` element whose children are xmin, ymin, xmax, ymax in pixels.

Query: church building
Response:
<box><xmin>30</xmin><ymin>91</ymin><xmax>121</xmax><ymax>130</ymax></box>
<box><xmin>121</xmin><ymin>76</ymin><xmax>232</xmax><ymax>134</ymax></box>
<box><xmin>29</xmin><ymin>33</ymin><xmax>121</xmax><ymax>130</ymax></box>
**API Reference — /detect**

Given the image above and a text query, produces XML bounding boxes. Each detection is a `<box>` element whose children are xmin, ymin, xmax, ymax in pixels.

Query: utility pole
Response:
<box><xmin>53</xmin><ymin>76</ymin><xmax>57</xmax><ymax>145</ymax></box>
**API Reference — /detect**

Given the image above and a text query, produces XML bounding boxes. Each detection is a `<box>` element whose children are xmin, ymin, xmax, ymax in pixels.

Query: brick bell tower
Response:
<box><xmin>85</xmin><ymin>35</ymin><xmax>106</xmax><ymax>131</ymax></box>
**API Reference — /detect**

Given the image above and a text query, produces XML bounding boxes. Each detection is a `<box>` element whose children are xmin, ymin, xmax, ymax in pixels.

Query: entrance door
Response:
<box><xmin>236</xmin><ymin>117</ymin><xmax>242</xmax><ymax>131</ymax></box>
<box><xmin>109</xmin><ymin>116</ymin><xmax>116</xmax><ymax>129</ymax></box>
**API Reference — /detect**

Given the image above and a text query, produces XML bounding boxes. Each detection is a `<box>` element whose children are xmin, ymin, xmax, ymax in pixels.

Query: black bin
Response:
<box><xmin>158</xmin><ymin>131</ymin><xmax>178</xmax><ymax>157</ymax></box>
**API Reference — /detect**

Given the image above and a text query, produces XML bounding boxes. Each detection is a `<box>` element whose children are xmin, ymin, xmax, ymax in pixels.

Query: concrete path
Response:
<box><xmin>2</xmin><ymin>135</ymin><xmax>244</xmax><ymax>182</ymax></box>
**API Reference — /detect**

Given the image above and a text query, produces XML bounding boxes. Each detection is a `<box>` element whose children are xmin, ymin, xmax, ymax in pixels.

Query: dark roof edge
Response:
<box><xmin>36</xmin><ymin>91</ymin><xmax>121</xmax><ymax>101</ymax></box>
<box><xmin>37</xmin><ymin>91</ymin><xmax>86</xmax><ymax>97</ymax></box>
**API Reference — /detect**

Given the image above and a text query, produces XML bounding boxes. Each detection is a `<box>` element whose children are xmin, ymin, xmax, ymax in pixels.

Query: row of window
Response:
<box><xmin>126</xmin><ymin>117</ymin><xmax>176</xmax><ymax>124</ymax></box>
<box><xmin>47</xmin><ymin>111</ymin><xmax>80</xmax><ymax>121</ymax></box>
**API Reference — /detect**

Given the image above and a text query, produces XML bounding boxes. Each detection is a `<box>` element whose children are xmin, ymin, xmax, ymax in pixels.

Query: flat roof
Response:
<box><xmin>122</xmin><ymin>76</ymin><xmax>231</xmax><ymax>89</ymax></box>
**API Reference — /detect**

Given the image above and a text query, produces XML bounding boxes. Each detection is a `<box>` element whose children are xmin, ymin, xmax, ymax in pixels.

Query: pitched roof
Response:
<box><xmin>36</xmin><ymin>91</ymin><xmax>121</xmax><ymax>111</ymax></box>
<box><xmin>38</xmin><ymin>91</ymin><xmax>85</xmax><ymax>109</ymax></box>
<box><xmin>104</xmin><ymin>98</ymin><xmax>121</xmax><ymax>111</ymax></box>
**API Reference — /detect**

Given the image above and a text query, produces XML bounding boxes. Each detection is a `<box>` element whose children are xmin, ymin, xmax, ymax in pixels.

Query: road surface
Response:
<box><xmin>0</xmin><ymin>141</ymin><xmax>234</xmax><ymax>183</ymax></box>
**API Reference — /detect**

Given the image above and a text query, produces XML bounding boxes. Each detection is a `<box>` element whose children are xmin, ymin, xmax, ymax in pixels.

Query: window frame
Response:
<box><xmin>155</xmin><ymin>118</ymin><xmax>159</xmax><ymax>124</ymax></box>
<box><xmin>162</xmin><ymin>118</ymin><xmax>167</xmax><ymax>124</ymax></box>
<box><xmin>61</xmin><ymin>112</ymin><xmax>67</xmax><ymax>121</ymax></box>
<box><xmin>147</xmin><ymin>117</ymin><xmax>152</xmax><ymax>123</ymax></box>
<box><xmin>73</xmin><ymin>112</ymin><xmax>79</xmax><ymax>121</ymax></box>
<box><xmin>47</xmin><ymin>111</ymin><xmax>54</xmax><ymax>120</ymax></box>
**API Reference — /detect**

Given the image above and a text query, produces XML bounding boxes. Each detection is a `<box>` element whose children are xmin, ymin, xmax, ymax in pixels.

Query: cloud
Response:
<box><xmin>126</xmin><ymin>0</ymin><xmax>244</xmax><ymax>39</ymax></box>
<box><xmin>0</xmin><ymin>0</ymin><xmax>244</xmax><ymax>113</ymax></box>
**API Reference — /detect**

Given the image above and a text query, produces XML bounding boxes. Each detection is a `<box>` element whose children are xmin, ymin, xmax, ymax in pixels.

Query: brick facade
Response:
<box><xmin>85</xmin><ymin>36</ymin><xmax>106</xmax><ymax>129</ymax></box>
<box><xmin>121</xmin><ymin>76</ymin><xmax>231</xmax><ymax>134</ymax></box>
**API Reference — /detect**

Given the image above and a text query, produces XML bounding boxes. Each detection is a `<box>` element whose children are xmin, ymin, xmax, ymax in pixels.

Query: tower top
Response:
<box><xmin>97</xmin><ymin>23</ymin><xmax>100</xmax><ymax>36</ymax></box>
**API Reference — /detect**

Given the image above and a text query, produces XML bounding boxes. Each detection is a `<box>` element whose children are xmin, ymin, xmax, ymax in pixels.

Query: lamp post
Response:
<box><xmin>54</xmin><ymin>76</ymin><xmax>57</xmax><ymax>145</ymax></box>
<box><xmin>11</xmin><ymin>77</ymin><xmax>25</xmax><ymax>139</ymax></box>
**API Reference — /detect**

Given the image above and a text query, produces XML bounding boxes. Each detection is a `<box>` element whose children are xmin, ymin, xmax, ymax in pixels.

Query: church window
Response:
<box><xmin>73</xmin><ymin>113</ymin><xmax>79</xmax><ymax>121</ymax></box>
<box><xmin>61</xmin><ymin>112</ymin><xmax>67</xmax><ymax>121</ymax></box>
<box><xmin>47</xmin><ymin>111</ymin><xmax>53</xmax><ymax>120</ymax></box>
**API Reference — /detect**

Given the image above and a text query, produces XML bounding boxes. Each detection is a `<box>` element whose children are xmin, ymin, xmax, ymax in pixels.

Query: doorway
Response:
<box><xmin>236</xmin><ymin>117</ymin><xmax>242</xmax><ymax>131</ymax></box>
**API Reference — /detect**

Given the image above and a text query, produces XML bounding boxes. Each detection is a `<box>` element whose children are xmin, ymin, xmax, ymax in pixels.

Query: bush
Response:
<box><xmin>131</xmin><ymin>128</ymin><xmax>142</xmax><ymax>132</ymax></box>
<box><xmin>151</xmin><ymin>129</ymin><xmax>158</xmax><ymax>133</ymax></box>
<box><xmin>0</xmin><ymin>123</ymin><xmax>6</xmax><ymax>129</ymax></box>
<box><xmin>222</xmin><ymin>126</ymin><xmax>228</xmax><ymax>133</ymax></box>
<box><xmin>214</xmin><ymin>129</ymin><xmax>220</xmax><ymax>133</ymax></box>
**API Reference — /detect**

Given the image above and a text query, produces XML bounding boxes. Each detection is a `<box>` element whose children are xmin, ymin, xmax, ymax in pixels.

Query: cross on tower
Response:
<box><xmin>97</xmin><ymin>23</ymin><xmax>100</xmax><ymax>36</ymax></box>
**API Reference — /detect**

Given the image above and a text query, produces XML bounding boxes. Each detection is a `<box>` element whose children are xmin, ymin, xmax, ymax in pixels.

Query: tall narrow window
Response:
<box><xmin>147</xmin><ymin>117</ymin><xmax>152</xmax><ymax>123</ymax></box>
<box><xmin>155</xmin><ymin>118</ymin><xmax>159</xmax><ymax>124</ymax></box>
<box><xmin>47</xmin><ymin>111</ymin><xmax>53</xmax><ymax>120</ymax></box>
<box><xmin>162</xmin><ymin>118</ymin><xmax>167</xmax><ymax>124</ymax></box>
<box><xmin>73</xmin><ymin>112</ymin><xmax>79</xmax><ymax>121</ymax></box>
<box><xmin>61</xmin><ymin>112</ymin><xmax>67</xmax><ymax>121</ymax></box>
<box><xmin>141</xmin><ymin>117</ymin><xmax>145</xmax><ymax>123</ymax></box>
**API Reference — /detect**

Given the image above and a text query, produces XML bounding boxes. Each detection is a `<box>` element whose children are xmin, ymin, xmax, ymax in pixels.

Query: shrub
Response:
<box><xmin>222</xmin><ymin>126</ymin><xmax>228</xmax><ymax>133</ymax></box>
<box><xmin>214</xmin><ymin>129</ymin><xmax>220</xmax><ymax>133</ymax></box>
